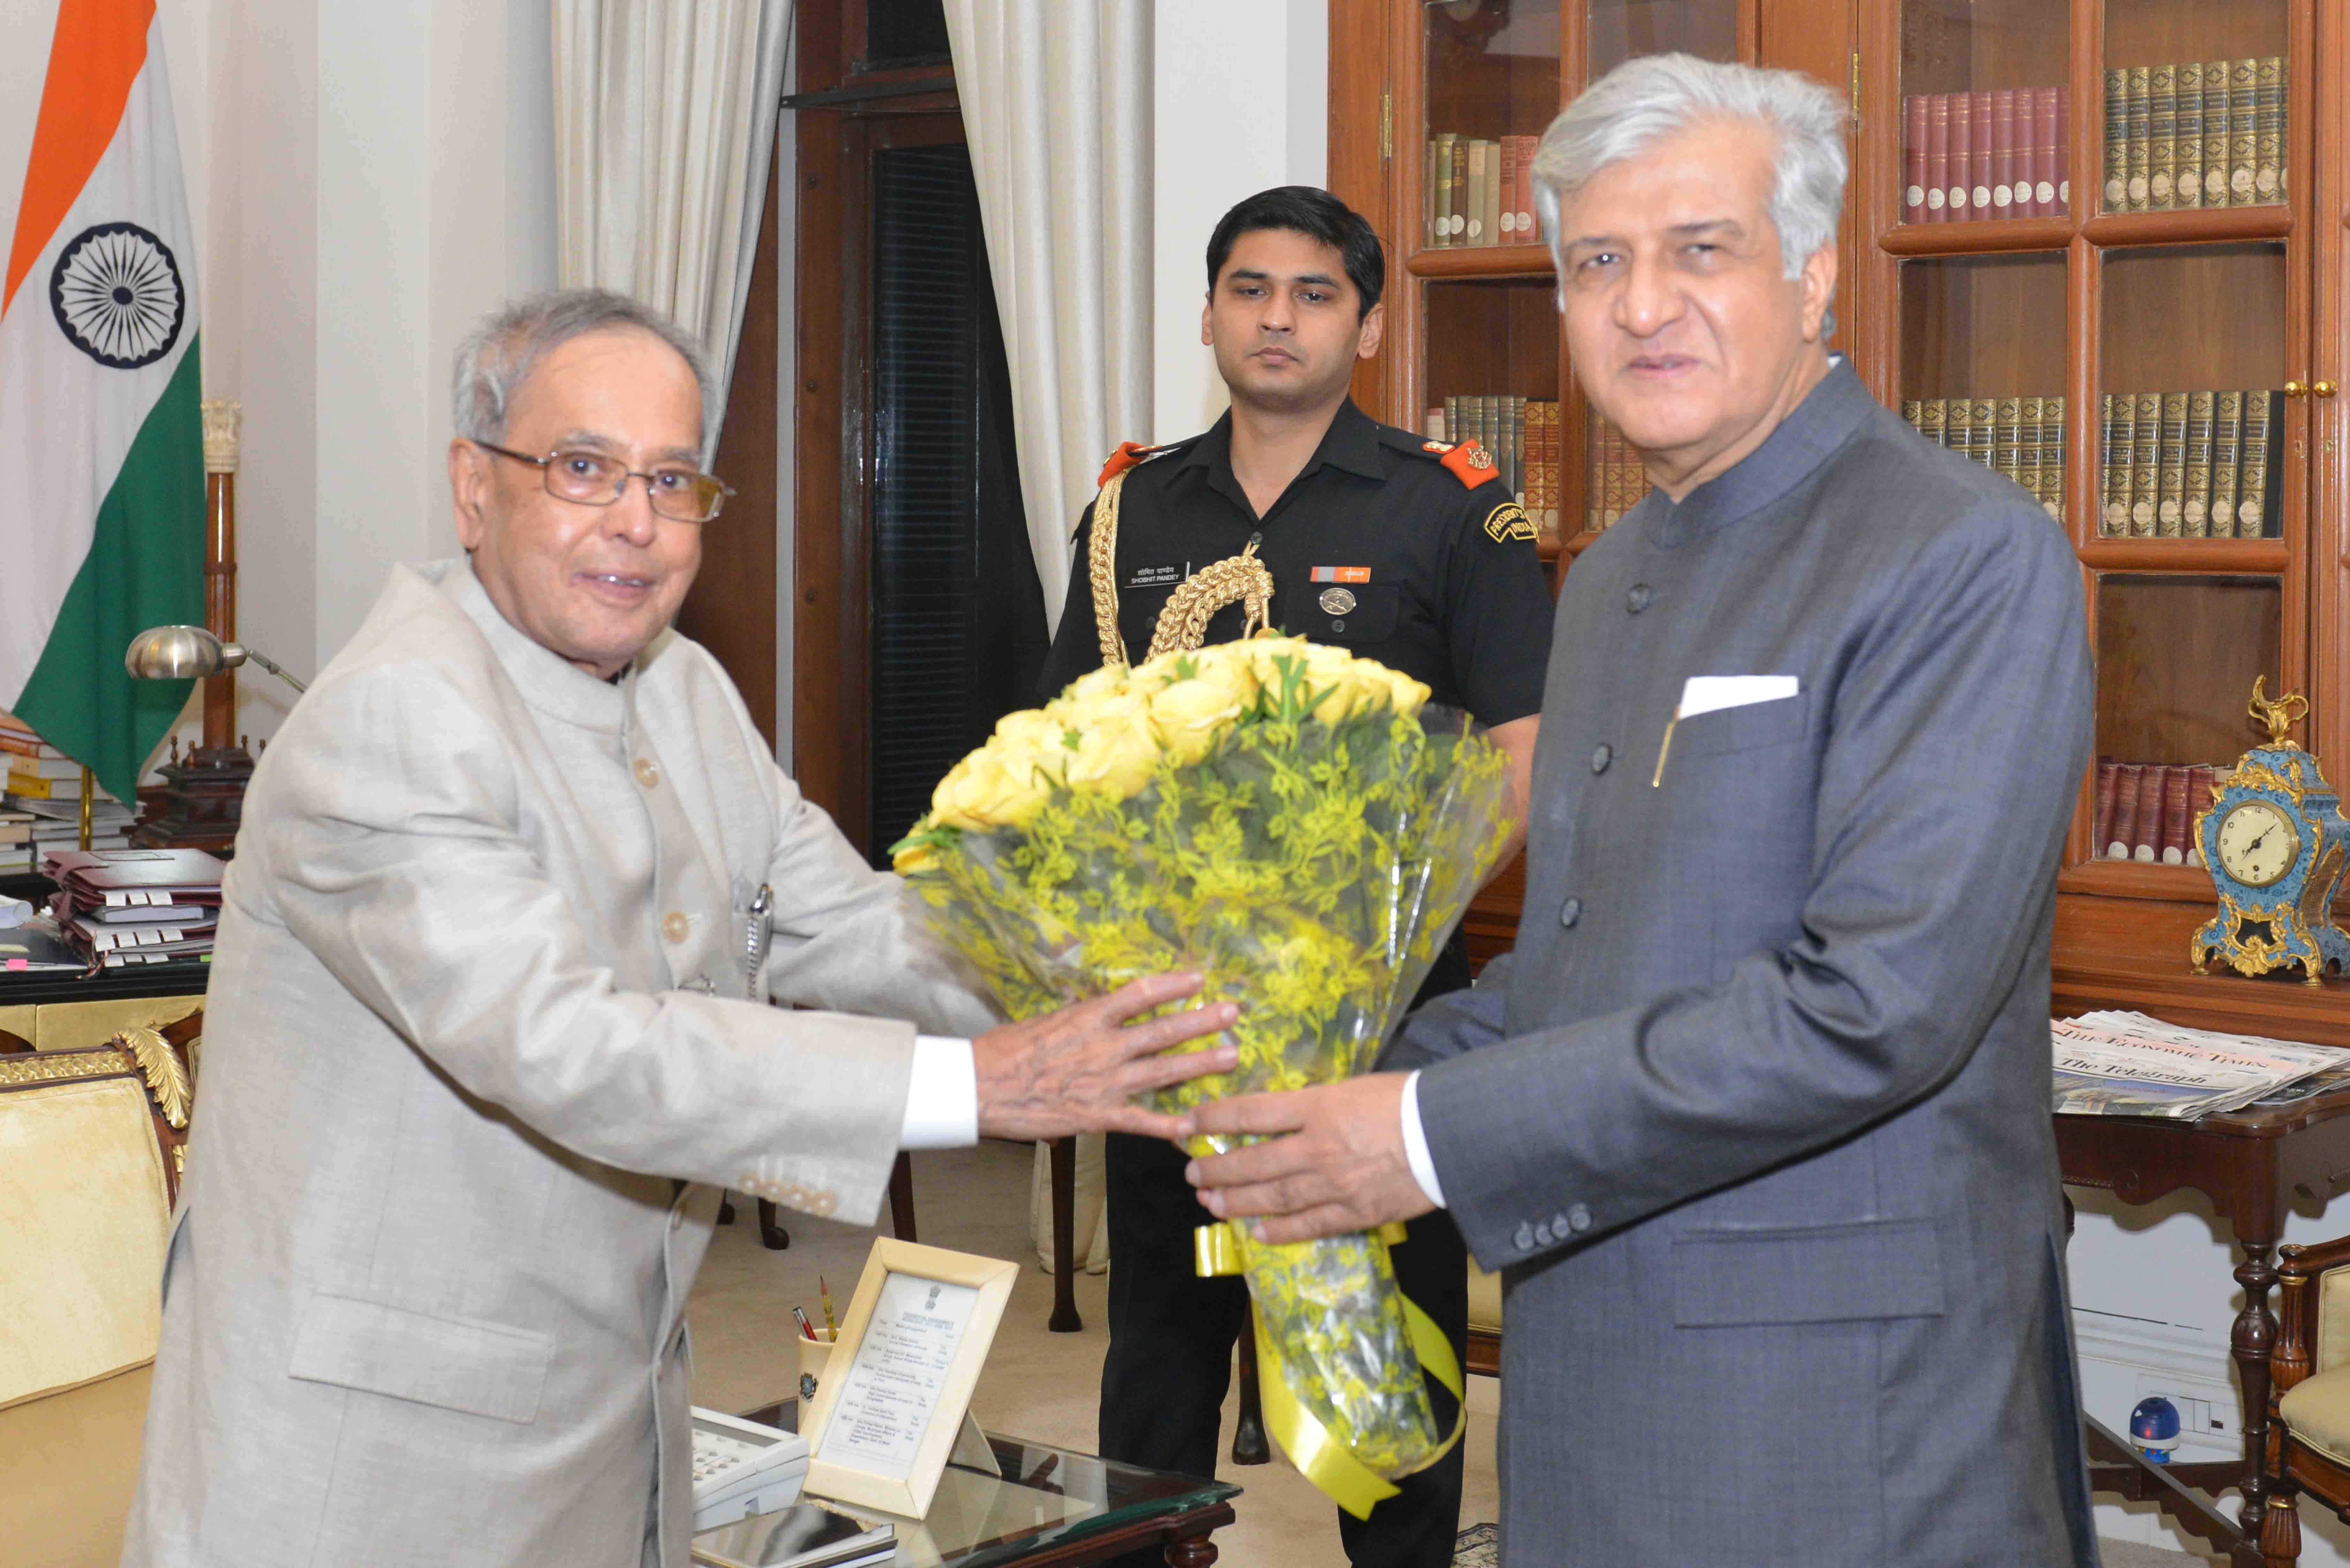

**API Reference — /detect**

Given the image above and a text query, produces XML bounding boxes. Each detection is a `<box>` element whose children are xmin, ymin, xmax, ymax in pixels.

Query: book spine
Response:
<box><xmin>2043</xmin><ymin>396</ymin><xmax>2065</xmax><ymax>519</ymax></box>
<box><xmin>1465</xmin><ymin>141</ymin><xmax>1489</xmax><ymax>246</ymax></box>
<box><xmin>2257</xmin><ymin>55</ymin><xmax>2284</xmax><ymax>203</ymax></box>
<box><xmin>2161</xmin><ymin>766</ymin><xmax>2193</xmax><ymax>864</ymax></box>
<box><xmin>1483</xmin><ymin>140</ymin><xmax>1503</xmax><ymax>250</ymax></box>
<box><xmin>1429</xmin><ymin>136</ymin><xmax>1447</xmax><ymax>245</ymax></box>
<box><xmin>1949</xmin><ymin>90</ymin><xmax>1974</xmax><ymax>220</ymax></box>
<box><xmin>2130</xmin><ymin>391</ymin><xmax>2162</xmax><ymax>536</ymax></box>
<box><xmin>2102</xmin><ymin>70</ymin><xmax>2129</xmax><ymax>213</ymax></box>
<box><xmin>1902</xmin><ymin>399</ymin><xmax>1923</xmax><ymax>434</ymax></box>
<box><xmin>2187</xmin><ymin>766</ymin><xmax>2215</xmax><ymax>868</ymax></box>
<box><xmin>1498</xmin><ymin>136</ymin><xmax>1519</xmax><ymax>244</ymax></box>
<box><xmin>1516</xmin><ymin>136</ymin><xmax>1536</xmax><ymax>242</ymax></box>
<box><xmin>2210</xmin><ymin>389</ymin><xmax>2243</xmax><ymax>539</ymax></box>
<box><xmin>2017</xmin><ymin>395</ymin><xmax>2044</xmax><ymax>505</ymax></box>
<box><xmin>1424</xmin><ymin>406</ymin><xmax>1445</xmax><ymax>441</ymax></box>
<box><xmin>2231</xmin><ymin>59</ymin><xmax>2258</xmax><ymax>205</ymax></box>
<box><xmin>1905</xmin><ymin>95</ymin><xmax>1928</xmax><ymax>223</ymax></box>
<box><xmin>2261</xmin><ymin>387</ymin><xmax>2286</xmax><ymax>538</ymax></box>
<box><xmin>1946</xmin><ymin>397</ymin><xmax>1973</xmax><ymax>469</ymax></box>
<box><xmin>2041</xmin><ymin>85</ymin><xmax>2066</xmax><ymax>217</ymax></box>
<box><xmin>1510</xmin><ymin>394</ymin><xmax>1528</xmax><ymax>501</ymax></box>
<box><xmin>2109</xmin><ymin>762</ymin><xmax>2144</xmax><ymax>859</ymax></box>
<box><xmin>1920</xmin><ymin>396</ymin><xmax>1947</xmax><ymax>448</ymax></box>
<box><xmin>1584</xmin><ymin>415</ymin><xmax>1601</xmax><ymax>532</ymax></box>
<box><xmin>2156</xmin><ymin>391</ymin><xmax>2187</xmax><ymax>536</ymax></box>
<box><xmin>1994</xmin><ymin>396</ymin><xmax>2024</xmax><ymax>494</ymax></box>
<box><xmin>2126</xmin><ymin>66</ymin><xmax>2152</xmax><ymax>211</ymax></box>
<box><xmin>2148</xmin><ymin>63</ymin><xmax>2177</xmax><ymax>210</ymax></box>
<box><xmin>1449</xmin><ymin>135</ymin><xmax>1469</xmax><ymax>243</ymax></box>
<box><xmin>1927</xmin><ymin>93</ymin><xmax>1951</xmax><ymax>220</ymax></box>
<box><xmin>1970</xmin><ymin>89</ymin><xmax>1994</xmax><ymax>220</ymax></box>
<box><xmin>2203</xmin><ymin>61</ymin><xmax>2231</xmax><ymax>207</ymax></box>
<box><xmin>2095</xmin><ymin>761</ymin><xmax>2120</xmax><ymax>858</ymax></box>
<box><xmin>1537</xmin><ymin>400</ymin><xmax>1558</xmax><ymax>540</ymax></box>
<box><xmin>2101</xmin><ymin>392</ymin><xmax>2132</xmax><ymax>537</ymax></box>
<box><xmin>2175</xmin><ymin>62</ymin><xmax>2205</xmax><ymax>209</ymax></box>
<box><xmin>2183</xmin><ymin>389</ymin><xmax>2214</xmax><ymax>537</ymax></box>
<box><xmin>1974</xmin><ymin>398</ymin><xmax>1999</xmax><ymax>469</ymax></box>
<box><xmin>2132</xmin><ymin>764</ymin><xmax>2167</xmax><ymax>862</ymax></box>
<box><xmin>1991</xmin><ymin>88</ymin><xmax>2018</xmax><ymax>219</ymax></box>
<box><xmin>1443</xmin><ymin>394</ymin><xmax>1460</xmax><ymax>445</ymax></box>
<box><xmin>2239</xmin><ymin>388</ymin><xmax>2274</xmax><ymax>538</ymax></box>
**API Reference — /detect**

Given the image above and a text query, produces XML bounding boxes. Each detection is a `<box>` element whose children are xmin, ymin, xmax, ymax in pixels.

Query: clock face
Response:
<box><xmin>2216</xmin><ymin>799</ymin><xmax>2303</xmax><ymax>889</ymax></box>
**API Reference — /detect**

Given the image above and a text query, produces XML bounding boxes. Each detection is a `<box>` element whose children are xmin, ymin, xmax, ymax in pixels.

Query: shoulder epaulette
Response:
<box><xmin>1097</xmin><ymin>439</ymin><xmax>1187</xmax><ymax>488</ymax></box>
<box><xmin>1383</xmin><ymin>425</ymin><xmax>1503</xmax><ymax>489</ymax></box>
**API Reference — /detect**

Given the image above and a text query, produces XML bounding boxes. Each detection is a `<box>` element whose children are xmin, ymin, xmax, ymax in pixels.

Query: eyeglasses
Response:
<box><xmin>474</xmin><ymin>440</ymin><xmax>735</xmax><ymax>524</ymax></box>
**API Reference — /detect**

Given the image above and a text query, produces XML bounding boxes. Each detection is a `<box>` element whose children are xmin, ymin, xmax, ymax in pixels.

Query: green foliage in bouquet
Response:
<box><xmin>892</xmin><ymin>635</ymin><xmax>1512</xmax><ymax>1512</ymax></box>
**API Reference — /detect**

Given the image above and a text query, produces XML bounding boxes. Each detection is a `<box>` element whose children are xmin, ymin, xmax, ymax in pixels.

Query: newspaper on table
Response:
<box><xmin>2052</xmin><ymin>1010</ymin><xmax>2350</xmax><ymax>1119</ymax></box>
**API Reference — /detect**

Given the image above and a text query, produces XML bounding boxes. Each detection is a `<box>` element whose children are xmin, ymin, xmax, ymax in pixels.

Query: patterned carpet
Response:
<box><xmin>1452</xmin><ymin>1523</ymin><xmax>1500</xmax><ymax>1567</ymax></box>
<box><xmin>1452</xmin><ymin>1523</ymin><xmax>2209</xmax><ymax>1565</ymax></box>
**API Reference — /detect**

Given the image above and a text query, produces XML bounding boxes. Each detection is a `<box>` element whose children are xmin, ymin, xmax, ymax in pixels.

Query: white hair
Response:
<box><xmin>452</xmin><ymin>288</ymin><xmax>717</xmax><ymax>457</ymax></box>
<box><xmin>1532</xmin><ymin>54</ymin><xmax>1846</xmax><ymax>300</ymax></box>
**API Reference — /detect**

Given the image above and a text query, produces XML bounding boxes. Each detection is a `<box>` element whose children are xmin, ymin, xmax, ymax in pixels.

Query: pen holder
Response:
<box><xmin>796</xmin><ymin>1336</ymin><xmax>835</xmax><ymax>1428</ymax></box>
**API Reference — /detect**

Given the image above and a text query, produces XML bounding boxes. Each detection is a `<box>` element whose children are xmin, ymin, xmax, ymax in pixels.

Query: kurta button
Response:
<box><xmin>634</xmin><ymin>757</ymin><xmax>661</xmax><ymax>789</ymax></box>
<box><xmin>1591</xmin><ymin>744</ymin><xmax>1612</xmax><ymax>774</ymax></box>
<box><xmin>661</xmin><ymin>911</ymin><xmax>690</xmax><ymax>942</ymax></box>
<box><xmin>1627</xmin><ymin>584</ymin><xmax>1652</xmax><ymax>614</ymax></box>
<box><xmin>1566</xmin><ymin>1204</ymin><xmax>1593</xmax><ymax>1234</ymax></box>
<box><xmin>1559</xmin><ymin>897</ymin><xmax>1582</xmax><ymax>929</ymax></box>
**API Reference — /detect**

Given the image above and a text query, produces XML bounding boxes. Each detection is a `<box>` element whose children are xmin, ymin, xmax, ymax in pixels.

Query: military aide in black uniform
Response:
<box><xmin>1035</xmin><ymin>187</ymin><xmax>1553</xmax><ymax>1568</ymax></box>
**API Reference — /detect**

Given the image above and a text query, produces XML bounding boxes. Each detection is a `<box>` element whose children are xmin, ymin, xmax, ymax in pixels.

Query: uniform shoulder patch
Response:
<box><xmin>1482</xmin><ymin>500</ymin><xmax>1538</xmax><ymax>544</ymax></box>
<box><xmin>1439</xmin><ymin>439</ymin><xmax>1499</xmax><ymax>488</ymax></box>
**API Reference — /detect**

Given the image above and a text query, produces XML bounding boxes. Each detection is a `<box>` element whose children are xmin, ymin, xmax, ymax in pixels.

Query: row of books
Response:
<box><xmin>1423</xmin><ymin>133</ymin><xmax>1539</xmax><ymax>249</ymax></box>
<box><xmin>1896</xmin><ymin>395</ymin><xmax>2068</xmax><ymax>520</ymax></box>
<box><xmin>1902</xmin><ymin>87</ymin><xmax>2070</xmax><ymax>224</ymax></box>
<box><xmin>2101</xmin><ymin>58</ymin><xmax>2285</xmax><ymax>214</ymax></box>
<box><xmin>1423</xmin><ymin>395</ymin><xmax>1564</xmax><ymax>539</ymax></box>
<box><xmin>0</xmin><ymin>711</ymin><xmax>129</xmax><ymax>871</ymax></box>
<box><xmin>2097</xmin><ymin>389</ymin><xmax>2285</xmax><ymax>540</ymax></box>
<box><xmin>1583</xmin><ymin>416</ymin><xmax>1654</xmax><ymax>532</ymax></box>
<box><xmin>2095</xmin><ymin>760</ymin><xmax>2217</xmax><ymax>866</ymax></box>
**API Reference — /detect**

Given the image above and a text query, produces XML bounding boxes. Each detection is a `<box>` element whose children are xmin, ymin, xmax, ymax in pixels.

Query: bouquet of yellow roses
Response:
<box><xmin>891</xmin><ymin>635</ymin><xmax>1512</xmax><ymax>1513</ymax></box>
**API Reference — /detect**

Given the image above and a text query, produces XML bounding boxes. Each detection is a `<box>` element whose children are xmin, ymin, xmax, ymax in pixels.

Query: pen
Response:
<box><xmin>793</xmin><ymin>1306</ymin><xmax>818</xmax><ymax>1341</ymax></box>
<box><xmin>819</xmin><ymin>1276</ymin><xmax>839</xmax><ymax>1342</ymax></box>
<box><xmin>1651</xmin><ymin>709</ymin><xmax>1682</xmax><ymax>788</ymax></box>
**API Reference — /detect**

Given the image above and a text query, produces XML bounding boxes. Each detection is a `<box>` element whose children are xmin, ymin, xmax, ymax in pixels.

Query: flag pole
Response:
<box><xmin>201</xmin><ymin>400</ymin><xmax>239</xmax><ymax>749</ymax></box>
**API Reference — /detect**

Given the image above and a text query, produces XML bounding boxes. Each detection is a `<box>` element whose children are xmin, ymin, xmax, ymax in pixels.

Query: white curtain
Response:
<box><xmin>942</xmin><ymin>0</ymin><xmax>1152</xmax><ymax>629</ymax></box>
<box><xmin>552</xmin><ymin>0</ymin><xmax>791</xmax><ymax>445</ymax></box>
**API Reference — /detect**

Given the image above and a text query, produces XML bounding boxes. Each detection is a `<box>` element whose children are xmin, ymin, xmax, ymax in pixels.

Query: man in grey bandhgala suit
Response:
<box><xmin>123</xmin><ymin>291</ymin><xmax>1236</xmax><ymax>1568</ymax></box>
<box><xmin>1187</xmin><ymin>56</ymin><xmax>2101</xmax><ymax>1565</ymax></box>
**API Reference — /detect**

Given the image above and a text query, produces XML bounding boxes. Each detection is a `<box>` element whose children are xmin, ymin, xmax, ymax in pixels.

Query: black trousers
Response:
<box><xmin>1095</xmin><ymin>937</ymin><xmax>1474</xmax><ymax>1568</ymax></box>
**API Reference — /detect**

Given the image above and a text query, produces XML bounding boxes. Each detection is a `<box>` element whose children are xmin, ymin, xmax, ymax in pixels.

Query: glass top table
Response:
<box><xmin>695</xmin><ymin>1404</ymin><xmax>1241</xmax><ymax>1568</ymax></box>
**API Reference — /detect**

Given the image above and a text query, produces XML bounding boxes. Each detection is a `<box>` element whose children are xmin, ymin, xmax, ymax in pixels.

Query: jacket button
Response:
<box><xmin>1559</xmin><ymin>897</ymin><xmax>1582</xmax><ymax>930</ymax></box>
<box><xmin>1627</xmin><ymin>584</ymin><xmax>1652</xmax><ymax>614</ymax></box>
<box><xmin>1534</xmin><ymin>1223</ymin><xmax>1555</xmax><ymax>1248</ymax></box>
<box><xmin>634</xmin><ymin>757</ymin><xmax>661</xmax><ymax>789</ymax></box>
<box><xmin>1513</xmin><ymin>1222</ymin><xmax>1535</xmax><ymax>1253</ymax></box>
<box><xmin>1566</xmin><ymin>1204</ymin><xmax>1592</xmax><ymax>1233</ymax></box>
<box><xmin>661</xmin><ymin>911</ymin><xmax>690</xmax><ymax>943</ymax></box>
<box><xmin>1590</xmin><ymin>743</ymin><xmax>1612</xmax><ymax>774</ymax></box>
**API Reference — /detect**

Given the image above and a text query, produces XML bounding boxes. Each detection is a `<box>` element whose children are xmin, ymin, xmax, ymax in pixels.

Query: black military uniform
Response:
<box><xmin>1037</xmin><ymin>397</ymin><xmax>1553</xmax><ymax>1568</ymax></box>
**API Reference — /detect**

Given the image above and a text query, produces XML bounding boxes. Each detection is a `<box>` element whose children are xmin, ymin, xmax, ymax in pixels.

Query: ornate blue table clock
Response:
<box><xmin>2192</xmin><ymin>680</ymin><xmax>2350</xmax><ymax>984</ymax></box>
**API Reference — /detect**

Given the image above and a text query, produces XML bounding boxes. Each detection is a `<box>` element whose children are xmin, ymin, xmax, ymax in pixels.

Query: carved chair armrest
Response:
<box><xmin>2276</xmin><ymin>1235</ymin><xmax>2350</xmax><ymax>1396</ymax></box>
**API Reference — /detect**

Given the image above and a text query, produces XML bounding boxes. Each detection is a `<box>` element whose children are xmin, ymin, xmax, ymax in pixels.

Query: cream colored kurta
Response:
<box><xmin>124</xmin><ymin>558</ymin><xmax>993</xmax><ymax>1568</ymax></box>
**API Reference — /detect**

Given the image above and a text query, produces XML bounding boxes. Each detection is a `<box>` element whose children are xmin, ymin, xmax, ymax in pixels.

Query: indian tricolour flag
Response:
<box><xmin>0</xmin><ymin>0</ymin><xmax>202</xmax><ymax>801</ymax></box>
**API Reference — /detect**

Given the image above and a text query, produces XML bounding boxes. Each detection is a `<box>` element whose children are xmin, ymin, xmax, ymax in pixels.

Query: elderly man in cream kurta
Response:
<box><xmin>124</xmin><ymin>291</ymin><xmax>1236</xmax><ymax>1568</ymax></box>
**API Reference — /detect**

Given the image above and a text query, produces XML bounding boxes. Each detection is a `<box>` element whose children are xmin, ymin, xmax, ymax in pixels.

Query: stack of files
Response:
<box><xmin>11</xmin><ymin>795</ymin><xmax>134</xmax><ymax>855</ymax></box>
<box><xmin>0</xmin><ymin>809</ymin><xmax>29</xmax><ymax>874</ymax></box>
<box><xmin>0</xmin><ymin>710</ymin><xmax>110</xmax><ymax>804</ymax></box>
<box><xmin>2052</xmin><ymin>1011</ymin><xmax>2350</xmax><ymax>1119</ymax></box>
<box><xmin>42</xmin><ymin>847</ymin><xmax>224</xmax><ymax>969</ymax></box>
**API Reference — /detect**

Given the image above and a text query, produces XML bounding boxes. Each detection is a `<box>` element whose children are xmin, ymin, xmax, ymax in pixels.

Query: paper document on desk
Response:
<box><xmin>2051</xmin><ymin>1011</ymin><xmax>2350</xmax><ymax>1119</ymax></box>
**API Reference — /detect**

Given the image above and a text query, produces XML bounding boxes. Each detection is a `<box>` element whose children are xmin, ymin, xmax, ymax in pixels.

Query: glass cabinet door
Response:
<box><xmin>1422</xmin><ymin>2</ymin><xmax>1563</xmax><ymax>252</ymax></box>
<box><xmin>1587</xmin><ymin>0</ymin><xmax>1738</xmax><ymax>78</ymax></box>
<box><xmin>2100</xmin><ymin>0</ymin><xmax>2287</xmax><ymax>217</ymax></box>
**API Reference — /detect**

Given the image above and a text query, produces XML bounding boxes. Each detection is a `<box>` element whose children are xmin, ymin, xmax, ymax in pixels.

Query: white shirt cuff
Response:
<box><xmin>899</xmin><ymin>1036</ymin><xmax>979</xmax><ymax>1150</ymax></box>
<box><xmin>1399</xmin><ymin>1070</ymin><xmax>1447</xmax><ymax>1209</ymax></box>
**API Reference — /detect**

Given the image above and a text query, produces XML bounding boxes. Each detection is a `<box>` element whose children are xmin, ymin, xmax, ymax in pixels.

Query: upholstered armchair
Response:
<box><xmin>0</xmin><ymin>1025</ymin><xmax>195</xmax><ymax>1568</ymax></box>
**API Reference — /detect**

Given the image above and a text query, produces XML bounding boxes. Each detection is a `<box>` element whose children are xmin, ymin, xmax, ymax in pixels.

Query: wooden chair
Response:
<box><xmin>0</xmin><ymin>1027</ymin><xmax>195</xmax><ymax>1568</ymax></box>
<box><xmin>2261</xmin><ymin>1234</ymin><xmax>2350</xmax><ymax>1561</ymax></box>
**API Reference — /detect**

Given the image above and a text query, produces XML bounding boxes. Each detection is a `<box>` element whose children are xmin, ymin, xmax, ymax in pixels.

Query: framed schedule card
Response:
<box><xmin>800</xmin><ymin>1240</ymin><xmax>1017</xmax><ymax>1517</ymax></box>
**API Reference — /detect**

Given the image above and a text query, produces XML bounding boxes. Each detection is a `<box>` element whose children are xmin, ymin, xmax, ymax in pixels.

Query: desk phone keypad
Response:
<box><xmin>693</xmin><ymin>1429</ymin><xmax>767</xmax><ymax>1483</ymax></box>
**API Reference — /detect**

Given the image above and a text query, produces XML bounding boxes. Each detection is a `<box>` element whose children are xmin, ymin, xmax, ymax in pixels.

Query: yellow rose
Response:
<box><xmin>1144</xmin><ymin>657</ymin><xmax>1255</xmax><ymax>765</ymax></box>
<box><xmin>931</xmin><ymin>745</ymin><xmax>1053</xmax><ymax>830</ymax></box>
<box><xmin>891</xmin><ymin>837</ymin><xmax>940</xmax><ymax>875</ymax></box>
<box><xmin>1058</xmin><ymin>689</ymin><xmax>1163</xmax><ymax>800</ymax></box>
<box><xmin>992</xmin><ymin>708</ymin><xmax>1075</xmax><ymax>784</ymax></box>
<box><xmin>1295</xmin><ymin>641</ymin><xmax>1367</xmax><ymax>724</ymax></box>
<box><xmin>1378</xmin><ymin>667</ymin><xmax>1431</xmax><ymax>718</ymax></box>
<box><xmin>1061</xmin><ymin>664</ymin><xmax>1132</xmax><ymax>705</ymax></box>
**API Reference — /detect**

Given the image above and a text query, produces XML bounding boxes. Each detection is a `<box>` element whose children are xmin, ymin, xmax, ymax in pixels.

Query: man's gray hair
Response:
<box><xmin>452</xmin><ymin>288</ymin><xmax>718</xmax><ymax>456</ymax></box>
<box><xmin>1532</xmin><ymin>54</ymin><xmax>1847</xmax><ymax>284</ymax></box>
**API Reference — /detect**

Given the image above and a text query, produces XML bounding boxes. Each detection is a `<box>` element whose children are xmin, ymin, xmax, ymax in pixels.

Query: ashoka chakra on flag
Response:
<box><xmin>50</xmin><ymin>220</ymin><xmax>184</xmax><ymax>370</ymax></box>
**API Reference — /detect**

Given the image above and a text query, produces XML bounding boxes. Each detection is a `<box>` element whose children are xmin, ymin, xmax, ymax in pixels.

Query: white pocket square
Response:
<box><xmin>1677</xmin><ymin>675</ymin><xmax>1799</xmax><ymax>719</ymax></box>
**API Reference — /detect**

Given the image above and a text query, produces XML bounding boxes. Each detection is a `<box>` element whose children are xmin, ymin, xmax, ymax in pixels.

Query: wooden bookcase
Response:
<box><xmin>1330</xmin><ymin>0</ymin><xmax>2350</xmax><ymax>1044</ymax></box>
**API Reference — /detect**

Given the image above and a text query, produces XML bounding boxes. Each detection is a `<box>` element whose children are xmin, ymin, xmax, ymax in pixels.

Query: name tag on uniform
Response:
<box><xmin>1126</xmin><ymin>562</ymin><xmax>1188</xmax><ymax>590</ymax></box>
